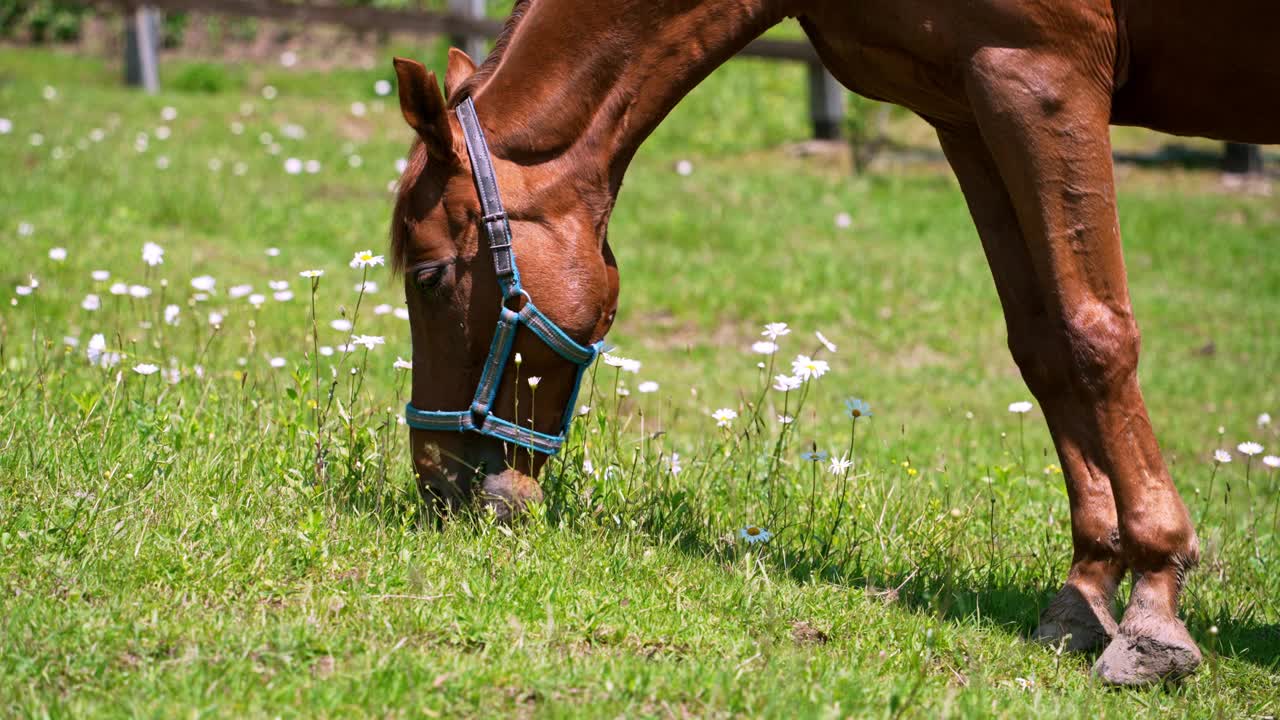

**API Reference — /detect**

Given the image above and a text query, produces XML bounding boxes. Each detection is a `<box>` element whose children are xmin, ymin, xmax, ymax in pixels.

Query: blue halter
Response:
<box><xmin>403</xmin><ymin>96</ymin><xmax>604</xmax><ymax>455</ymax></box>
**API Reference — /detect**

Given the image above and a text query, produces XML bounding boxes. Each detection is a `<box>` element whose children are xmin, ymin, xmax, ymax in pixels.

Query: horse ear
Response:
<box><xmin>444</xmin><ymin>47</ymin><xmax>478</xmax><ymax>99</ymax></box>
<box><xmin>393</xmin><ymin>57</ymin><xmax>453</xmax><ymax>162</ymax></box>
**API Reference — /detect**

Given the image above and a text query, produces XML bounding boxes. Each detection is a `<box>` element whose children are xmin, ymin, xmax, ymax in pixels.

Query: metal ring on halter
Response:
<box><xmin>504</xmin><ymin>287</ymin><xmax>532</xmax><ymax>307</ymax></box>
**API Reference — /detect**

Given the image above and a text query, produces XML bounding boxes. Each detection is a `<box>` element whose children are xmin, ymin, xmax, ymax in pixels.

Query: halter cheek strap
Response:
<box><xmin>403</xmin><ymin>96</ymin><xmax>604</xmax><ymax>455</ymax></box>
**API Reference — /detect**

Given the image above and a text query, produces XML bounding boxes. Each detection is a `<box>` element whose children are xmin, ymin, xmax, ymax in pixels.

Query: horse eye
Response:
<box><xmin>416</xmin><ymin>265</ymin><xmax>446</xmax><ymax>292</ymax></box>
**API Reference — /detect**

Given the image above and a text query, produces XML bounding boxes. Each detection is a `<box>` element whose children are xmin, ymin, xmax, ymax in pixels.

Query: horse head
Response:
<box><xmin>390</xmin><ymin>51</ymin><xmax>619</xmax><ymax>521</ymax></box>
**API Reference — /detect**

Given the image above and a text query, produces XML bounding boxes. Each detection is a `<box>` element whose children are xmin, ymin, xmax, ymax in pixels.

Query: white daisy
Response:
<box><xmin>330</xmin><ymin>319</ymin><xmax>353</xmax><ymax>332</ymax></box>
<box><xmin>815</xmin><ymin>330</ymin><xmax>838</xmax><ymax>353</ymax></box>
<box><xmin>351</xmin><ymin>334</ymin><xmax>384</xmax><ymax>350</ymax></box>
<box><xmin>712</xmin><ymin>408</ymin><xmax>738</xmax><ymax>427</ymax></box>
<box><xmin>191</xmin><ymin>275</ymin><xmax>216</xmax><ymax>292</ymax></box>
<box><xmin>1213</xmin><ymin>449</ymin><xmax>1232</xmax><ymax>464</ymax></box>
<box><xmin>81</xmin><ymin>294</ymin><xmax>100</xmax><ymax>311</ymax></box>
<box><xmin>1237</xmin><ymin>441</ymin><xmax>1264</xmax><ymax>456</ymax></box>
<box><xmin>300</xmin><ymin>269</ymin><xmax>324</xmax><ymax>278</ymax></box>
<box><xmin>602</xmin><ymin>353</ymin><xmax>641</xmax><ymax>373</ymax></box>
<box><xmin>638</xmin><ymin>381</ymin><xmax>659</xmax><ymax>393</ymax></box>
<box><xmin>791</xmin><ymin>354</ymin><xmax>829</xmax><ymax>381</ymax></box>
<box><xmin>828</xmin><ymin>454</ymin><xmax>853</xmax><ymax>475</ymax></box>
<box><xmin>133</xmin><ymin>363</ymin><xmax>159</xmax><ymax>376</ymax></box>
<box><xmin>393</xmin><ymin>357</ymin><xmax>413</xmax><ymax>370</ymax></box>
<box><xmin>762</xmin><ymin>322</ymin><xmax>790</xmax><ymax>341</ymax></box>
<box><xmin>751</xmin><ymin>341</ymin><xmax>778</xmax><ymax>355</ymax></box>
<box><xmin>48</xmin><ymin>247</ymin><xmax>67</xmax><ymax>261</ymax></box>
<box><xmin>773</xmin><ymin>374</ymin><xmax>802</xmax><ymax>392</ymax></box>
<box><xmin>738</xmin><ymin>525</ymin><xmax>772</xmax><ymax>544</ymax></box>
<box><xmin>349</xmin><ymin>250</ymin><xmax>385</xmax><ymax>268</ymax></box>
<box><xmin>1008</xmin><ymin>401</ymin><xmax>1034</xmax><ymax>414</ymax></box>
<box><xmin>141</xmin><ymin>242</ymin><xmax>164</xmax><ymax>266</ymax></box>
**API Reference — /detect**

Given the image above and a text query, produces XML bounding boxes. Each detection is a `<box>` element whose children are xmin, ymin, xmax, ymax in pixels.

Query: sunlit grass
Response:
<box><xmin>2</xmin><ymin>46</ymin><xmax>1279</xmax><ymax>717</ymax></box>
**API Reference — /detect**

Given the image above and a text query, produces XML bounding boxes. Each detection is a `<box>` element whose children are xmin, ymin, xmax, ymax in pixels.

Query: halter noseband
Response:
<box><xmin>403</xmin><ymin>96</ymin><xmax>603</xmax><ymax>455</ymax></box>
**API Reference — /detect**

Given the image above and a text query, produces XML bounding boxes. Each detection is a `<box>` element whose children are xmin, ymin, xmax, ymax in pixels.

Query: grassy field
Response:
<box><xmin>2</xmin><ymin>43</ymin><xmax>1279</xmax><ymax>718</ymax></box>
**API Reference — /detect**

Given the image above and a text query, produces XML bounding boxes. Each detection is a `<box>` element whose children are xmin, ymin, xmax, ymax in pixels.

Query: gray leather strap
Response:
<box><xmin>455</xmin><ymin>97</ymin><xmax>517</xmax><ymax>286</ymax></box>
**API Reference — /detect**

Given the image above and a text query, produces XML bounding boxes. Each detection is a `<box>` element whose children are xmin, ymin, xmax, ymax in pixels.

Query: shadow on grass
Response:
<box><xmin>331</xmin><ymin>467</ymin><xmax>1280</xmax><ymax>672</ymax></box>
<box><xmin>617</xmin><ymin>485</ymin><xmax>1280</xmax><ymax>672</ymax></box>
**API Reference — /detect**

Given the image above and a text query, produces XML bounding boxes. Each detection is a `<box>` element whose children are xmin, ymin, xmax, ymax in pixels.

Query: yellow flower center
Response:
<box><xmin>746</xmin><ymin>526</ymin><xmax>761</xmax><ymax>536</ymax></box>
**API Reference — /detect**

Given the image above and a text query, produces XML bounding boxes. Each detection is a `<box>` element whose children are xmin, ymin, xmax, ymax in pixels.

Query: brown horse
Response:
<box><xmin>389</xmin><ymin>0</ymin><xmax>1279</xmax><ymax>686</ymax></box>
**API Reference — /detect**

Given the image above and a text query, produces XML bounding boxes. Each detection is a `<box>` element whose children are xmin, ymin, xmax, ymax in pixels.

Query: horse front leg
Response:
<box><xmin>964</xmin><ymin>45</ymin><xmax>1201</xmax><ymax>685</ymax></box>
<box><xmin>937</xmin><ymin>124</ymin><xmax>1123</xmax><ymax>653</ymax></box>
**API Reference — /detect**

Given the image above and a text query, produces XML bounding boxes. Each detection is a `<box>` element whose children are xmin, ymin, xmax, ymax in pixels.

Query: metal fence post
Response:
<box><xmin>448</xmin><ymin>0</ymin><xmax>487</xmax><ymax>62</ymax></box>
<box><xmin>124</xmin><ymin>6</ymin><xmax>160</xmax><ymax>93</ymax></box>
<box><xmin>807</xmin><ymin>61</ymin><xmax>843</xmax><ymax>140</ymax></box>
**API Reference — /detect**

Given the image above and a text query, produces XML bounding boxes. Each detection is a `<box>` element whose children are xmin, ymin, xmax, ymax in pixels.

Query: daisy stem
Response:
<box><xmin>821</xmin><ymin>418</ymin><xmax>857</xmax><ymax>560</ymax></box>
<box><xmin>308</xmin><ymin>276</ymin><xmax>324</xmax><ymax>486</ymax></box>
<box><xmin>1018</xmin><ymin>414</ymin><xmax>1026</xmax><ymax>483</ymax></box>
<box><xmin>1201</xmin><ymin>462</ymin><xmax>1219</xmax><ymax>526</ymax></box>
<box><xmin>802</xmin><ymin>445</ymin><xmax>819</xmax><ymax>555</ymax></box>
<box><xmin>1244</xmin><ymin>458</ymin><xmax>1255</xmax><ymax>542</ymax></box>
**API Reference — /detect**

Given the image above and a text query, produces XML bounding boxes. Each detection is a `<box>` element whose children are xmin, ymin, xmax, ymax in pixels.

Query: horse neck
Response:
<box><xmin>471</xmin><ymin>0</ymin><xmax>787</xmax><ymax>193</ymax></box>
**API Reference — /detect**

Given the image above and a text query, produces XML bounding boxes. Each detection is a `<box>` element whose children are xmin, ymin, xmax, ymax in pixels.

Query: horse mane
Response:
<box><xmin>447</xmin><ymin>0</ymin><xmax>533</xmax><ymax>106</ymax></box>
<box><xmin>389</xmin><ymin>139</ymin><xmax>427</xmax><ymax>273</ymax></box>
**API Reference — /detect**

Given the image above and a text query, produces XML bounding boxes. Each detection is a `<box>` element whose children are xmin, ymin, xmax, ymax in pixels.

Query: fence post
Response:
<box><xmin>124</xmin><ymin>6</ymin><xmax>160</xmax><ymax>93</ymax></box>
<box><xmin>448</xmin><ymin>0</ymin><xmax>487</xmax><ymax>62</ymax></box>
<box><xmin>807</xmin><ymin>61</ymin><xmax>843</xmax><ymax>140</ymax></box>
<box><xmin>1222</xmin><ymin>143</ymin><xmax>1264</xmax><ymax>176</ymax></box>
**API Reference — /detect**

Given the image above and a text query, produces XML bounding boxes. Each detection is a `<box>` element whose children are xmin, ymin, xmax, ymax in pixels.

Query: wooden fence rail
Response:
<box><xmin>116</xmin><ymin>0</ymin><xmax>845</xmax><ymax>138</ymax></box>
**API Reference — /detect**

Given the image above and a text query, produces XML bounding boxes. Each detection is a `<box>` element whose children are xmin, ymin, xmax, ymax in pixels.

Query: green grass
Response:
<box><xmin>2</xmin><ymin>46</ymin><xmax>1279</xmax><ymax>717</ymax></box>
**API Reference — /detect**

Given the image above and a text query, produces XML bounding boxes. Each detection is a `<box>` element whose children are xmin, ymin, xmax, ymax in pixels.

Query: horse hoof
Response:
<box><xmin>1033</xmin><ymin>584</ymin><xmax>1118</xmax><ymax>652</ymax></box>
<box><xmin>1092</xmin><ymin>618</ymin><xmax>1202</xmax><ymax>686</ymax></box>
<box><xmin>479</xmin><ymin>469</ymin><xmax>543</xmax><ymax>523</ymax></box>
